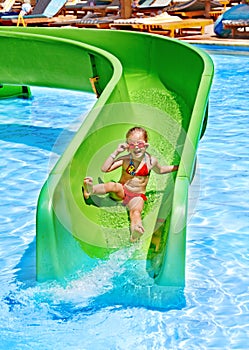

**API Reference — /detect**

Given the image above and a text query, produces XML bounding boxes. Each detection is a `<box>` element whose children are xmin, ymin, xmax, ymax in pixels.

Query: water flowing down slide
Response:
<box><xmin>0</xmin><ymin>27</ymin><xmax>213</xmax><ymax>287</ymax></box>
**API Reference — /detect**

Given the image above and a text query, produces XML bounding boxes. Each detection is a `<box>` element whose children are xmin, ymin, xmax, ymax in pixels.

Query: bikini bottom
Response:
<box><xmin>122</xmin><ymin>186</ymin><xmax>147</xmax><ymax>206</ymax></box>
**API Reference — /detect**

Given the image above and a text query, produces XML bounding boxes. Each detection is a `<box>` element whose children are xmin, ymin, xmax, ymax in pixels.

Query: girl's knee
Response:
<box><xmin>128</xmin><ymin>197</ymin><xmax>144</xmax><ymax>212</ymax></box>
<box><xmin>104</xmin><ymin>182</ymin><xmax>123</xmax><ymax>193</ymax></box>
<box><xmin>113</xmin><ymin>182</ymin><xmax>123</xmax><ymax>192</ymax></box>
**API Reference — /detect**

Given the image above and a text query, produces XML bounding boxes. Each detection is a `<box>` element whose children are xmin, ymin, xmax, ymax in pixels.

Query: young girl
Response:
<box><xmin>83</xmin><ymin>126</ymin><xmax>178</xmax><ymax>242</ymax></box>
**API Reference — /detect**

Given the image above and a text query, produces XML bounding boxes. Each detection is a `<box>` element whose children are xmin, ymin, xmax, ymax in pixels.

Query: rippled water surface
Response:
<box><xmin>0</xmin><ymin>47</ymin><xmax>249</xmax><ymax>349</ymax></box>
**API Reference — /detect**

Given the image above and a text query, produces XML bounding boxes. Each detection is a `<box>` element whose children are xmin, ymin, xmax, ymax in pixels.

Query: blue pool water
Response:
<box><xmin>0</xmin><ymin>47</ymin><xmax>249</xmax><ymax>349</ymax></box>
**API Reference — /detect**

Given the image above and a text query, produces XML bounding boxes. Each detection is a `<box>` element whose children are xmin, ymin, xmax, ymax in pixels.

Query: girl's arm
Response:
<box><xmin>151</xmin><ymin>157</ymin><xmax>179</xmax><ymax>174</ymax></box>
<box><xmin>101</xmin><ymin>143</ymin><xmax>128</xmax><ymax>172</ymax></box>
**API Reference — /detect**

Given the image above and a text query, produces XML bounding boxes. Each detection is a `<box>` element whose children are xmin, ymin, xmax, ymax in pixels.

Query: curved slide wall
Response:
<box><xmin>0</xmin><ymin>28</ymin><xmax>213</xmax><ymax>287</ymax></box>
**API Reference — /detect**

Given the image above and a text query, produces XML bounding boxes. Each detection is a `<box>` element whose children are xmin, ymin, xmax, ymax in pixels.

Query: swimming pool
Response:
<box><xmin>0</xmin><ymin>46</ymin><xmax>249</xmax><ymax>349</ymax></box>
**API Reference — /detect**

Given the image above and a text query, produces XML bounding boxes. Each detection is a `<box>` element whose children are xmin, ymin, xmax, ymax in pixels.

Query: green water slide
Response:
<box><xmin>0</xmin><ymin>84</ymin><xmax>31</xmax><ymax>99</ymax></box>
<box><xmin>0</xmin><ymin>27</ymin><xmax>213</xmax><ymax>287</ymax></box>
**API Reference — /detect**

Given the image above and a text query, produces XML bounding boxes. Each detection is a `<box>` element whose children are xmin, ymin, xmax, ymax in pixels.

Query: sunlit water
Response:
<box><xmin>0</xmin><ymin>46</ymin><xmax>249</xmax><ymax>349</ymax></box>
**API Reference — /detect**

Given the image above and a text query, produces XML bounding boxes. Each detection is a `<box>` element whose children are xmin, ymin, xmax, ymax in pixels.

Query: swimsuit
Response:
<box><xmin>122</xmin><ymin>186</ymin><xmax>147</xmax><ymax>206</ymax></box>
<box><xmin>126</xmin><ymin>155</ymin><xmax>150</xmax><ymax>176</ymax></box>
<box><xmin>123</xmin><ymin>155</ymin><xmax>150</xmax><ymax>205</ymax></box>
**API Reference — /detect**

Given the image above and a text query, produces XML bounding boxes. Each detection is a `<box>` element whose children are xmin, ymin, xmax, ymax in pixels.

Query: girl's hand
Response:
<box><xmin>116</xmin><ymin>142</ymin><xmax>128</xmax><ymax>154</ymax></box>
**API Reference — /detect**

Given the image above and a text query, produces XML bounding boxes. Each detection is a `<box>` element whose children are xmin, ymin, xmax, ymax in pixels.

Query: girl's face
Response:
<box><xmin>127</xmin><ymin>131</ymin><xmax>148</xmax><ymax>160</ymax></box>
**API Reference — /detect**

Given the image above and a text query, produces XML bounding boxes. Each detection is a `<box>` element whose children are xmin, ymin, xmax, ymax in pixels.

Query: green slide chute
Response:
<box><xmin>0</xmin><ymin>84</ymin><xmax>31</xmax><ymax>99</ymax></box>
<box><xmin>0</xmin><ymin>27</ymin><xmax>213</xmax><ymax>286</ymax></box>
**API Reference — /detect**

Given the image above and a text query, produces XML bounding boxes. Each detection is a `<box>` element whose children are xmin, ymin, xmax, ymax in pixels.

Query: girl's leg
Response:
<box><xmin>127</xmin><ymin>197</ymin><xmax>145</xmax><ymax>242</ymax></box>
<box><xmin>104</xmin><ymin>181</ymin><xmax>125</xmax><ymax>199</ymax></box>
<box><xmin>83</xmin><ymin>177</ymin><xmax>124</xmax><ymax>199</ymax></box>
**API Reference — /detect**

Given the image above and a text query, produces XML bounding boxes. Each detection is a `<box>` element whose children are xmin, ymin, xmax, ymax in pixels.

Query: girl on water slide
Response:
<box><xmin>83</xmin><ymin>126</ymin><xmax>178</xmax><ymax>242</ymax></box>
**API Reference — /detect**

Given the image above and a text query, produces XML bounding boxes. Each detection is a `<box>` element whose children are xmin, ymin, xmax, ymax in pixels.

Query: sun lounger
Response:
<box><xmin>165</xmin><ymin>0</ymin><xmax>221</xmax><ymax>12</ymax></box>
<box><xmin>137</xmin><ymin>0</ymin><xmax>154</xmax><ymax>7</ymax></box>
<box><xmin>111</xmin><ymin>17</ymin><xmax>213</xmax><ymax>37</ymax></box>
<box><xmin>214</xmin><ymin>4</ymin><xmax>249</xmax><ymax>37</ymax></box>
<box><xmin>48</xmin><ymin>13</ymin><xmax>119</xmax><ymax>27</ymax></box>
<box><xmin>165</xmin><ymin>0</ymin><xmax>221</xmax><ymax>18</ymax></box>
<box><xmin>134</xmin><ymin>0</ymin><xmax>172</xmax><ymax>15</ymax></box>
<box><xmin>208</xmin><ymin>0</ymin><xmax>228</xmax><ymax>20</ymax></box>
<box><xmin>0</xmin><ymin>0</ymin><xmax>20</xmax><ymax>17</ymax></box>
<box><xmin>112</xmin><ymin>12</ymin><xmax>181</xmax><ymax>25</ymax></box>
<box><xmin>0</xmin><ymin>0</ymin><xmax>66</xmax><ymax>25</ymax></box>
<box><xmin>139</xmin><ymin>0</ymin><xmax>171</xmax><ymax>8</ymax></box>
<box><xmin>64</xmin><ymin>5</ymin><xmax>108</xmax><ymax>16</ymax></box>
<box><xmin>223</xmin><ymin>19</ymin><xmax>249</xmax><ymax>38</ymax></box>
<box><xmin>146</xmin><ymin>18</ymin><xmax>213</xmax><ymax>37</ymax></box>
<box><xmin>0</xmin><ymin>0</ymin><xmax>16</xmax><ymax>12</ymax></box>
<box><xmin>61</xmin><ymin>0</ymin><xmax>119</xmax><ymax>17</ymax></box>
<box><xmin>139</xmin><ymin>12</ymin><xmax>182</xmax><ymax>22</ymax></box>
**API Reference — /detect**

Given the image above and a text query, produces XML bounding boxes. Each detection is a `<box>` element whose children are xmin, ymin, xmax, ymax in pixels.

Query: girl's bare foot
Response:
<box><xmin>83</xmin><ymin>177</ymin><xmax>93</xmax><ymax>199</ymax></box>
<box><xmin>130</xmin><ymin>222</ymin><xmax>144</xmax><ymax>243</ymax></box>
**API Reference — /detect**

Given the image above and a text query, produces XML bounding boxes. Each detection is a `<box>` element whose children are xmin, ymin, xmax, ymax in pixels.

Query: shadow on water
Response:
<box><xmin>0</xmin><ymin>123</ymin><xmax>75</xmax><ymax>152</ymax></box>
<box><xmin>45</xmin><ymin>282</ymin><xmax>186</xmax><ymax>322</ymax></box>
<box><xmin>47</xmin><ymin>286</ymin><xmax>186</xmax><ymax>322</ymax></box>
<box><xmin>89</xmin><ymin>282</ymin><xmax>186</xmax><ymax>312</ymax></box>
<box><xmin>14</xmin><ymin>238</ymin><xmax>37</xmax><ymax>287</ymax></box>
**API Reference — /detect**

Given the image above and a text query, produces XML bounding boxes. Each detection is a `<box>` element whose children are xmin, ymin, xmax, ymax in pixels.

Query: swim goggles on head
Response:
<box><xmin>127</xmin><ymin>141</ymin><xmax>146</xmax><ymax>149</ymax></box>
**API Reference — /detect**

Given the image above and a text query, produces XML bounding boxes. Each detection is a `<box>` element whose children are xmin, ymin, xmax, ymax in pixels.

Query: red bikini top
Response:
<box><xmin>135</xmin><ymin>163</ymin><xmax>150</xmax><ymax>176</ymax></box>
<box><xmin>126</xmin><ymin>156</ymin><xmax>150</xmax><ymax>176</ymax></box>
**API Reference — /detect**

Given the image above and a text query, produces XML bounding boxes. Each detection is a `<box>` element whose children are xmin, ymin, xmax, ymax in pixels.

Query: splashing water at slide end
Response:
<box><xmin>0</xmin><ymin>28</ymin><xmax>213</xmax><ymax>290</ymax></box>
